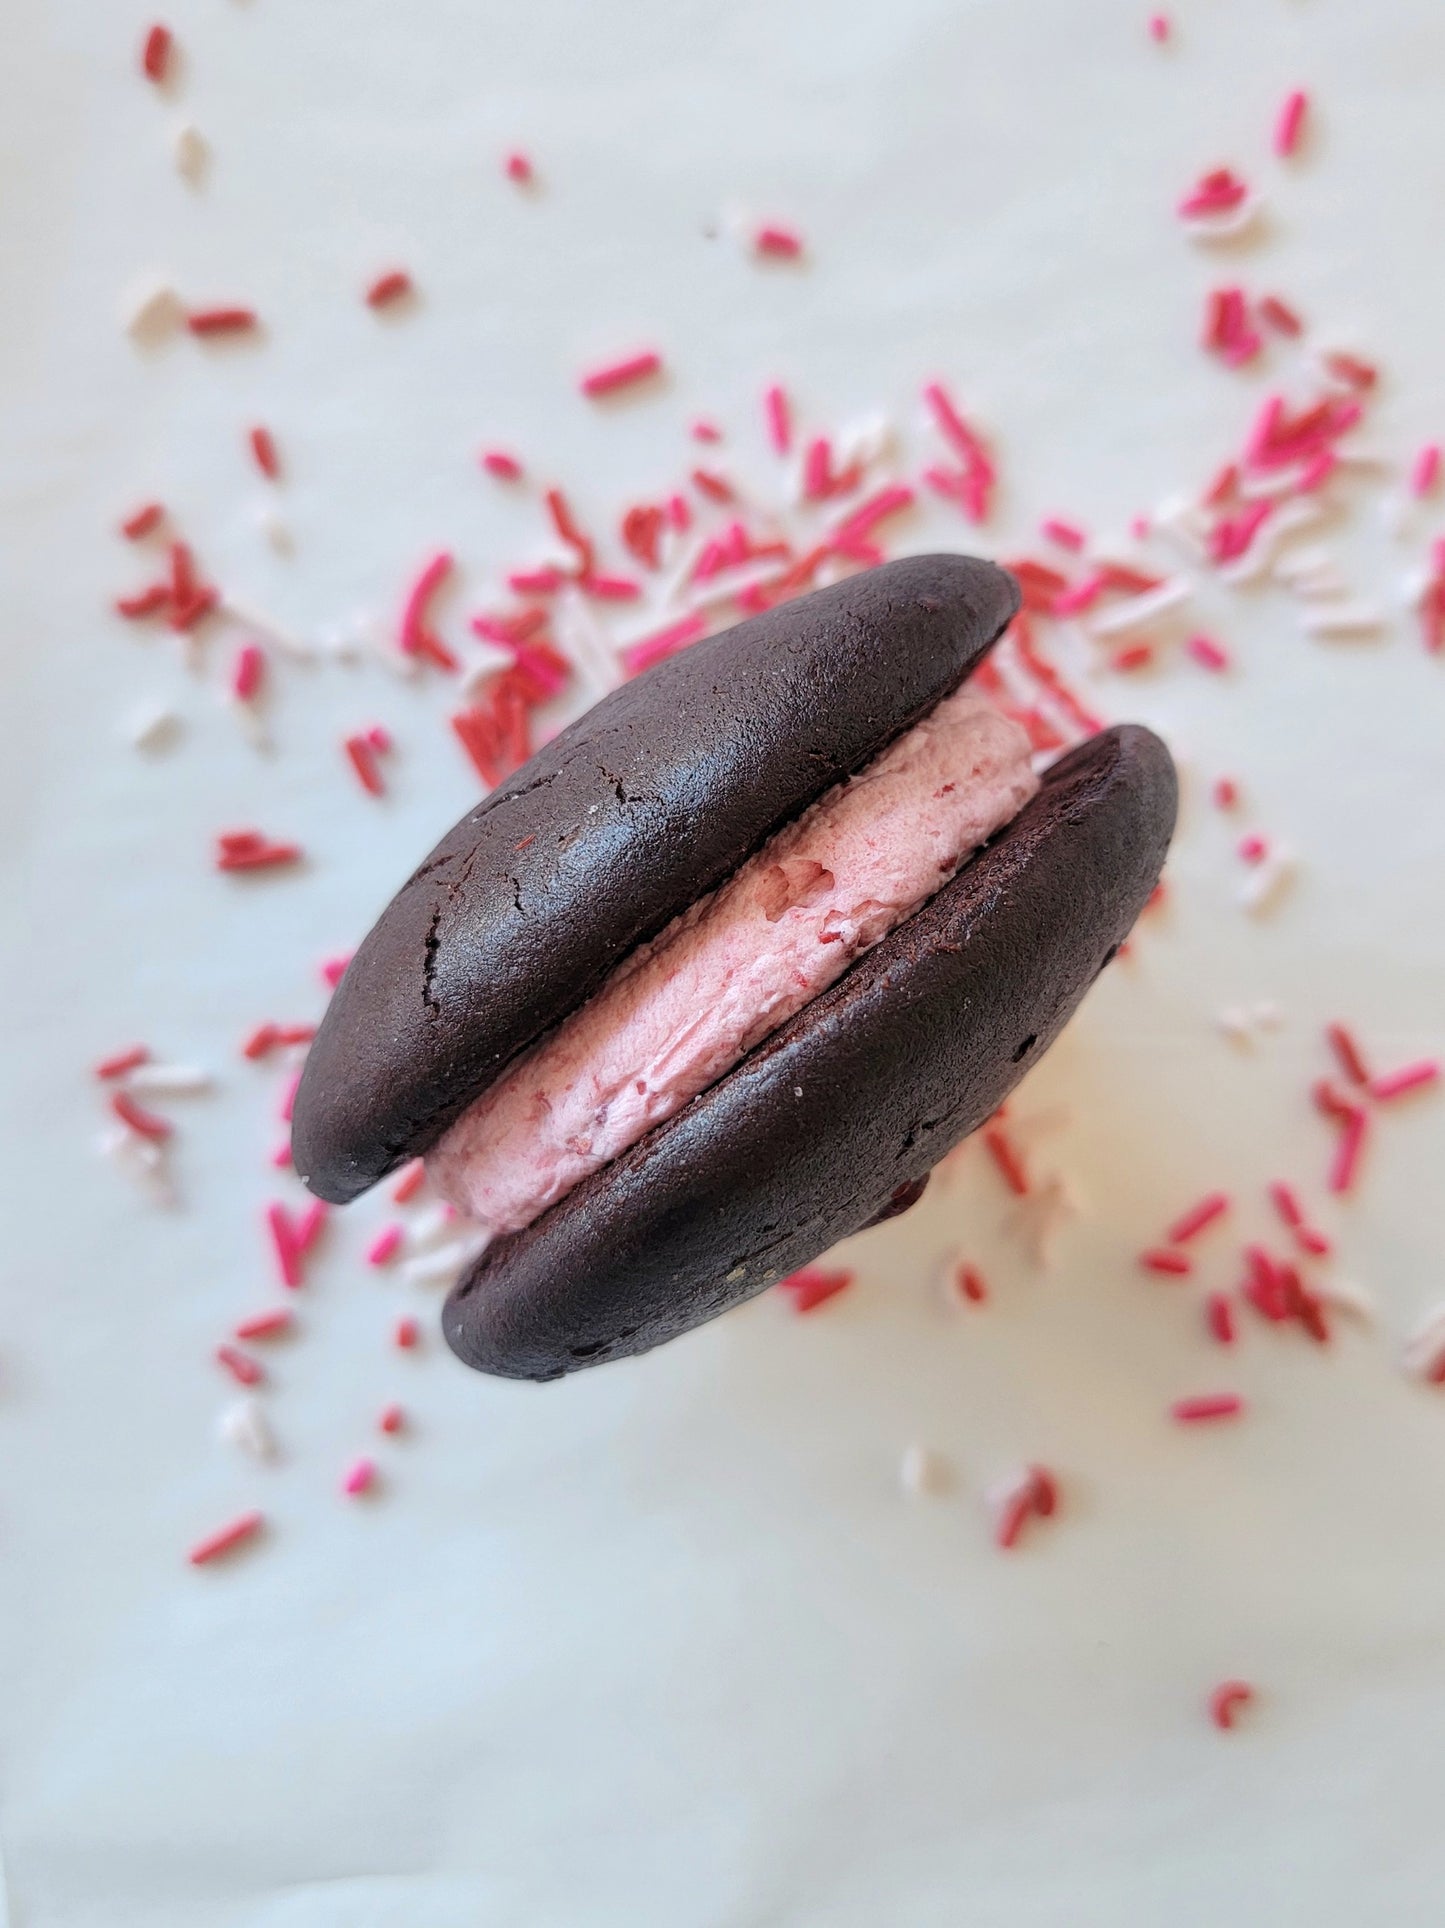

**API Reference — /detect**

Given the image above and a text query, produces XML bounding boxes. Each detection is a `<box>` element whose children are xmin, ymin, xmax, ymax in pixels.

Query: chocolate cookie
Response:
<box><xmin>442</xmin><ymin>723</ymin><xmax>1175</xmax><ymax>1378</ymax></box>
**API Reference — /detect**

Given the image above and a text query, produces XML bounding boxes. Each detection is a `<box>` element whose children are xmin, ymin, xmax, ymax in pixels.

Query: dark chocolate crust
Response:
<box><xmin>444</xmin><ymin>723</ymin><xmax>1177</xmax><ymax>1380</ymax></box>
<box><xmin>292</xmin><ymin>555</ymin><xmax>1021</xmax><ymax>1203</ymax></box>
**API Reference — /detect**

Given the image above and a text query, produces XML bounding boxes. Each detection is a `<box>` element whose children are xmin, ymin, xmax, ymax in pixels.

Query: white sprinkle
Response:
<box><xmin>122</xmin><ymin>278</ymin><xmax>185</xmax><ymax>342</ymax></box>
<box><xmin>1403</xmin><ymin>1303</ymin><xmax>1445</xmax><ymax>1380</ymax></box>
<box><xmin>401</xmin><ymin>1238</ymin><xmax>485</xmax><ymax>1288</ymax></box>
<box><xmin>122</xmin><ymin>700</ymin><xmax>182</xmax><ymax>752</ymax></box>
<box><xmin>1153</xmin><ymin>495</ymin><xmax>1212</xmax><ymax>559</ymax></box>
<box><xmin>126</xmin><ymin>1063</ymin><xmax>212</xmax><ymax>1096</ymax></box>
<box><xmin>97</xmin><ymin>1125</ymin><xmax>174</xmax><ymax>1206</ymax></box>
<box><xmin>408</xmin><ymin>1201</ymin><xmax>460</xmax><ymax>1250</ymax></box>
<box><xmin>1380</xmin><ymin>491</ymin><xmax>1413</xmax><ymax>542</ymax></box>
<box><xmin>254</xmin><ymin>503</ymin><xmax>294</xmax><ymax>554</ymax></box>
<box><xmin>900</xmin><ymin>1444</ymin><xmax>949</xmax><ymax>1497</ymax></box>
<box><xmin>554</xmin><ymin>588</ymin><xmax>623</xmax><ymax>698</ymax></box>
<box><xmin>1181</xmin><ymin>195</ymin><xmax>1265</xmax><ymax>243</ymax></box>
<box><xmin>1007</xmin><ymin>1171</ymin><xmax>1081</xmax><ymax>1267</ymax></box>
<box><xmin>217</xmin><ymin>1396</ymin><xmax>277</xmax><ymax>1461</ymax></box>
<box><xmin>221</xmin><ymin>596</ymin><xmax>315</xmax><ymax>662</ymax></box>
<box><xmin>1315</xmin><ymin>1278</ymin><xmax>1376</xmax><ymax>1324</ymax></box>
<box><xmin>834</xmin><ymin>411</ymin><xmax>897</xmax><ymax>472</ymax></box>
<box><xmin>1301</xmin><ymin>603</ymin><xmax>1387</xmax><ymax>639</ymax></box>
<box><xmin>172</xmin><ymin>122</ymin><xmax>208</xmax><ymax>183</ymax></box>
<box><xmin>1251</xmin><ymin>999</ymin><xmax>1285</xmax><ymax>1031</ymax></box>
<box><xmin>1238</xmin><ymin>851</ymin><xmax>1296</xmax><ymax>915</ymax></box>
<box><xmin>1215</xmin><ymin>1005</ymin><xmax>1255</xmax><ymax>1047</ymax></box>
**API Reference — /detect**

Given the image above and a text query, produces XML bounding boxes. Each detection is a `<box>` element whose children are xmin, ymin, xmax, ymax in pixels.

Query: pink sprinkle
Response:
<box><xmin>1166</xmin><ymin>1191</ymin><xmax>1230</xmax><ymax>1244</ymax></box>
<box><xmin>1328</xmin><ymin>1108</ymin><xmax>1369</xmax><ymax>1195</ymax></box>
<box><xmin>391</xmin><ymin>1160</ymin><xmax>426</xmax><ymax>1203</ymax></box>
<box><xmin>1208</xmin><ymin>1680</ymin><xmax>1255</xmax><ymax>1730</ymax></box>
<box><xmin>778</xmin><ymin>1266</ymin><xmax>854</xmax><ymax>1314</ymax></box>
<box><xmin>249</xmin><ymin>426</ymin><xmax>280</xmax><ymax>480</ymax></box>
<box><xmin>579</xmin><ymin>349</ymin><xmax>663</xmax><ymax>399</ymax></box>
<box><xmin>1187</xmin><ymin>634</ymin><xmax>1230</xmax><ymax>672</ymax></box>
<box><xmin>1141</xmin><ymin>1247</ymin><xmax>1193</xmax><ymax>1277</ymax></box>
<box><xmin>234</xmin><ymin>1307</ymin><xmax>292</xmax><ymax>1341</ymax></box>
<box><xmin>320</xmin><ymin>955</ymin><xmax>351</xmax><ymax>989</ymax></box>
<box><xmin>1295</xmin><ymin>1225</ymin><xmax>1332</xmax><ymax>1258</ymax></box>
<box><xmin>1110</xmin><ymin>643</ymin><xmax>1154</xmax><ymax>674</ymax></box>
<box><xmin>1172</xmin><ymin>1392</ymin><xmax>1245</xmax><ymax>1423</ymax></box>
<box><xmin>1205</xmin><ymin>1293</ymin><xmax>1236</xmax><ymax>1346</ymax></box>
<box><xmin>1273</xmin><ymin>89</ymin><xmax>1309</xmax><ymax>159</ymax></box>
<box><xmin>763</xmin><ymin>384</ymin><xmax>792</xmax><ymax>455</ymax></box>
<box><xmin>691</xmin><ymin>418</ymin><xmax>722</xmax><ymax>443</ymax></box>
<box><xmin>95</xmin><ymin>1043</ymin><xmax>149</xmax><ymax>1080</ymax></box>
<box><xmin>294</xmin><ymin>1200</ymin><xmax>327</xmax><ymax>1254</ymax></box>
<box><xmin>141</xmin><ymin>23</ymin><xmax>173</xmax><ymax>82</ymax></box>
<box><xmin>802</xmin><ymin>437</ymin><xmax>832</xmax><ymax>501</ymax></box>
<box><xmin>585</xmin><ymin>574</ymin><xmax>642</xmax><ymax>601</ymax></box>
<box><xmin>342</xmin><ymin>1457</ymin><xmax>376</xmax><ymax>1497</ymax></box>
<box><xmin>216</xmin><ymin>1344</ymin><xmax>263</xmax><ymax>1387</ymax></box>
<box><xmin>278</xmin><ymin>1070</ymin><xmax>302</xmax><ymax>1124</ymax></box>
<box><xmin>992</xmin><ymin>1465</ymin><xmax>1058</xmax><ymax>1550</ymax></box>
<box><xmin>1178</xmin><ymin>167</ymin><xmax>1250</xmax><ymax>220</ymax></box>
<box><xmin>755</xmin><ymin>224</ymin><xmax>804</xmax><ymax>260</ymax></box>
<box><xmin>1259</xmin><ymin>294</ymin><xmax>1303</xmax><ymax>337</ymax></box>
<box><xmin>367</xmin><ymin>1223</ymin><xmax>403</xmax><ymax>1267</ymax></box>
<box><xmin>265</xmin><ymin>1203</ymin><xmax>302</xmax><ymax>1289</ymax></box>
<box><xmin>1268</xmin><ymin>1180</ymin><xmax>1304</xmax><ymax>1229</ymax></box>
<box><xmin>1148</xmin><ymin>13</ymin><xmax>1170</xmax><ymax>42</ymax></box>
<box><xmin>230</xmin><ymin>642</ymin><xmax>265</xmax><ymax>702</ymax></box>
<box><xmin>1238</xmin><ymin>833</ymin><xmax>1269</xmax><ymax>864</ymax></box>
<box><xmin>394</xmin><ymin>1316</ymin><xmax>420</xmax><ymax>1350</ymax></box>
<box><xmin>378</xmin><ymin>1403</ymin><xmax>405</xmax><ymax>1435</ymax></box>
<box><xmin>1040</xmin><ymin>518</ymin><xmax>1086</xmax><ymax>552</ymax></box>
<box><xmin>188</xmin><ymin>1510</ymin><xmax>264</xmax><ymax>1567</ymax></box>
<box><xmin>480</xmin><ymin>449</ymin><xmax>523</xmax><ymax>481</ymax></box>
<box><xmin>1326</xmin><ymin>1022</ymin><xmax>1370</xmax><ymax>1085</ymax></box>
<box><xmin>620</xmin><ymin>613</ymin><xmax>706</xmax><ymax>677</ymax></box>
<box><xmin>1212</xmin><ymin>777</ymin><xmax>1239</xmax><ymax>810</ymax></box>
<box><xmin>504</xmin><ymin>150</ymin><xmax>533</xmax><ymax>184</ymax></box>
<box><xmin>1370</xmin><ymin>1060</ymin><xmax>1440</xmax><ymax>1102</ymax></box>
<box><xmin>366</xmin><ymin>725</ymin><xmax>392</xmax><ymax>754</ymax></box>
<box><xmin>366</xmin><ymin>270</ymin><xmax>413</xmax><ymax>309</ymax></box>
<box><xmin>1411</xmin><ymin>444</ymin><xmax>1441</xmax><ymax>499</ymax></box>
<box><xmin>270</xmin><ymin>1140</ymin><xmax>292</xmax><ymax>1169</ymax></box>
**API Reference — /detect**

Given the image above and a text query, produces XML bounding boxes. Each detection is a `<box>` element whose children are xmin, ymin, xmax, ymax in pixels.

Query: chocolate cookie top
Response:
<box><xmin>442</xmin><ymin>724</ymin><xmax>1177</xmax><ymax>1380</ymax></box>
<box><xmin>292</xmin><ymin>554</ymin><xmax>1021</xmax><ymax>1203</ymax></box>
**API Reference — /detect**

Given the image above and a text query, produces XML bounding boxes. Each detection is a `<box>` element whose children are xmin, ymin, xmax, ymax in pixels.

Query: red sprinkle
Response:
<box><xmin>1141</xmin><ymin>1247</ymin><xmax>1193</xmax><ymax>1277</ymax></box>
<box><xmin>1370</xmin><ymin>1061</ymin><xmax>1440</xmax><ymax>1102</ymax></box>
<box><xmin>249</xmin><ymin>426</ymin><xmax>280</xmax><ymax>480</ymax></box>
<box><xmin>398</xmin><ymin>552</ymin><xmax>457</xmax><ymax>671</ymax></box>
<box><xmin>187</xmin><ymin>307</ymin><xmax>258</xmax><ymax>337</ymax></box>
<box><xmin>215</xmin><ymin>834</ymin><xmax>301</xmax><ymax>873</ymax></box>
<box><xmin>1268</xmin><ymin>1180</ymin><xmax>1304</xmax><ymax>1229</ymax></box>
<box><xmin>1273</xmin><ymin>90</ymin><xmax>1309</xmax><ymax>159</ymax></box>
<box><xmin>366</xmin><ymin>270</ymin><xmax>413</xmax><ymax>309</ymax></box>
<box><xmin>141</xmin><ymin>23</ymin><xmax>172</xmax><ymax>82</ymax></box>
<box><xmin>579</xmin><ymin>350</ymin><xmax>663</xmax><ymax>399</ymax></box>
<box><xmin>1187</xmin><ymin>634</ymin><xmax>1230</xmax><ymax>672</ymax></box>
<box><xmin>120</xmin><ymin>502</ymin><xmax>164</xmax><ymax>540</ymax></box>
<box><xmin>1110</xmin><ymin>642</ymin><xmax>1154</xmax><ymax>673</ymax></box>
<box><xmin>216</xmin><ymin>1344</ymin><xmax>263</xmax><ymax>1387</ymax></box>
<box><xmin>230</xmin><ymin>642</ymin><xmax>265</xmax><ymax>702</ymax></box>
<box><xmin>392</xmin><ymin>1160</ymin><xmax>426</xmax><ymax>1203</ymax></box>
<box><xmin>993</xmin><ymin>1465</ymin><xmax>1058</xmax><ymax>1550</ymax></box>
<box><xmin>1259</xmin><ymin>295</ymin><xmax>1303</xmax><ymax>337</ymax></box>
<box><xmin>1172</xmin><ymin>1392</ymin><xmax>1245</xmax><ymax>1423</ymax></box>
<box><xmin>95</xmin><ymin>1044</ymin><xmax>149</xmax><ymax>1081</ymax></box>
<box><xmin>481</xmin><ymin>449</ymin><xmax>523</xmax><ymax>480</ymax></box>
<box><xmin>1208</xmin><ymin>1680</ymin><xmax>1255</xmax><ymax>1730</ymax></box>
<box><xmin>394</xmin><ymin>1316</ymin><xmax>420</xmax><ymax>1350</ymax></box>
<box><xmin>778</xmin><ymin>1266</ymin><xmax>854</xmax><ymax>1314</ymax></box>
<box><xmin>1212</xmin><ymin>777</ymin><xmax>1239</xmax><ymax>810</ymax></box>
<box><xmin>344</xmin><ymin>734</ymin><xmax>386</xmax><ymax>797</ymax></box>
<box><xmin>955</xmin><ymin>1263</ymin><xmax>988</xmax><ymax>1305</ymax></box>
<box><xmin>1238</xmin><ymin>833</ymin><xmax>1269</xmax><ymax>864</ymax></box>
<box><xmin>755</xmin><ymin>224</ymin><xmax>804</xmax><ymax>259</ymax></box>
<box><xmin>110</xmin><ymin>1090</ymin><xmax>172</xmax><ymax>1141</ymax></box>
<box><xmin>378</xmin><ymin>1403</ymin><xmax>405</xmax><ymax>1434</ymax></box>
<box><xmin>366</xmin><ymin>1224</ymin><xmax>403</xmax><ymax>1267</ymax></box>
<box><xmin>1205</xmin><ymin>1293</ymin><xmax>1237</xmax><ymax>1346</ymax></box>
<box><xmin>504</xmin><ymin>150</ymin><xmax>533</xmax><ymax>184</ymax></box>
<box><xmin>1326</xmin><ymin>1023</ymin><xmax>1371</xmax><ymax>1086</ymax></box>
<box><xmin>982</xmin><ymin>1125</ymin><xmax>1029</xmax><ymax>1196</ymax></box>
<box><xmin>234</xmin><ymin>1308</ymin><xmax>292</xmax><ymax>1341</ymax></box>
<box><xmin>1166</xmin><ymin>1192</ymin><xmax>1230</xmax><ymax>1245</ymax></box>
<box><xmin>188</xmin><ymin>1510</ymin><xmax>264</xmax><ymax>1567</ymax></box>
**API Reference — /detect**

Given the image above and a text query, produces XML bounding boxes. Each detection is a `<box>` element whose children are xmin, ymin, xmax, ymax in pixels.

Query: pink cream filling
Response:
<box><xmin>427</xmin><ymin>686</ymin><xmax>1039</xmax><ymax>1238</ymax></box>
